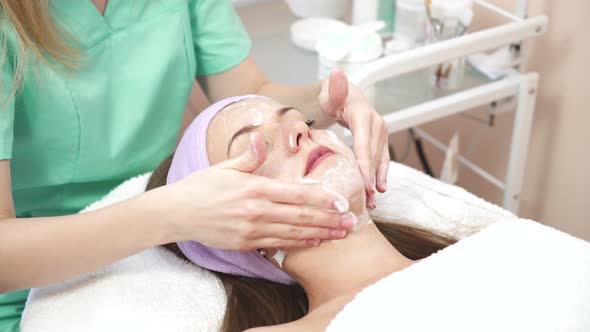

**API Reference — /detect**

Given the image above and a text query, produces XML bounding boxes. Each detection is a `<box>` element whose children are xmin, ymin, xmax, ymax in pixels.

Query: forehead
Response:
<box><xmin>208</xmin><ymin>97</ymin><xmax>305</xmax><ymax>136</ymax></box>
<box><xmin>207</xmin><ymin>98</ymin><xmax>303</xmax><ymax>163</ymax></box>
<box><xmin>208</xmin><ymin>98</ymin><xmax>282</xmax><ymax>138</ymax></box>
<box><xmin>218</xmin><ymin>98</ymin><xmax>284</xmax><ymax>123</ymax></box>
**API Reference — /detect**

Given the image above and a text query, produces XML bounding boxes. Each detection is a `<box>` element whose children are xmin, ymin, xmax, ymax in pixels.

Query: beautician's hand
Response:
<box><xmin>154</xmin><ymin>133</ymin><xmax>355</xmax><ymax>250</ymax></box>
<box><xmin>319</xmin><ymin>69</ymin><xmax>389</xmax><ymax>209</ymax></box>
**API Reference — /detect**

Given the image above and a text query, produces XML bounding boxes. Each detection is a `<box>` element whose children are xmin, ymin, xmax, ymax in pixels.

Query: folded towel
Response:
<box><xmin>21</xmin><ymin>162</ymin><xmax>515</xmax><ymax>331</ymax></box>
<box><xmin>372</xmin><ymin>162</ymin><xmax>515</xmax><ymax>239</ymax></box>
<box><xmin>327</xmin><ymin>219</ymin><xmax>590</xmax><ymax>332</ymax></box>
<box><xmin>23</xmin><ymin>247</ymin><xmax>226</xmax><ymax>332</ymax></box>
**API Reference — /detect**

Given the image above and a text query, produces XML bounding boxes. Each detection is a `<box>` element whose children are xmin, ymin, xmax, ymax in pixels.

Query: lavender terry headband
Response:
<box><xmin>166</xmin><ymin>95</ymin><xmax>296</xmax><ymax>285</ymax></box>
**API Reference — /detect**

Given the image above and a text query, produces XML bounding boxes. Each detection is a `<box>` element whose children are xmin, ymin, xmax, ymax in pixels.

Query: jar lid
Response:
<box><xmin>290</xmin><ymin>18</ymin><xmax>348</xmax><ymax>52</ymax></box>
<box><xmin>316</xmin><ymin>24</ymin><xmax>383</xmax><ymax>63</ymax></box>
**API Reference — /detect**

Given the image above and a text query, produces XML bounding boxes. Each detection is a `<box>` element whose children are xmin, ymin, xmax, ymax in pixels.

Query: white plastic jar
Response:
<box><xmin>316</xmin><ymin>26</ymin><xmax>383</xmax><ymax>79</ymax></box>
<box><xmin>316</xmin><ymin>24</ymin><xmax>383</xmax><ymax>102</ymax></box>
<box><xmin>351</xmin><ymin>0</ymin><xmax>379</xmax><ymax>25</ymax></box>
<box><xmin>394</xmin><ymin>0</ymin><xmax>428</xmax><ymax>47</ymax></box>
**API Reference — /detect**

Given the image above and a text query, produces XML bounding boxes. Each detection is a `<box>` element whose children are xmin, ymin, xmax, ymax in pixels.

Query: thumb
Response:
<box><xmin>217</xmin><ymin>132</ymin><xmax>267</xmax><ymax>173</ymax></box>
<box><xmin>321</xmin><ymin>69</ymin><xmax>349</xmax><ymax>119</ymax></box>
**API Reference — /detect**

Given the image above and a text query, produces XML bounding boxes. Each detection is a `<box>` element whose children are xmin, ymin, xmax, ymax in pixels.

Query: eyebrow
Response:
<box><xmin>226</xmin><ymin>107</ymin><xmax>294</xmax><ymax>156</ymax></box>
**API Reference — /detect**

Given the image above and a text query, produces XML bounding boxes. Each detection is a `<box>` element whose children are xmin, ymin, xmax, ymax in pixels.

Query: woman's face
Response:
<box><xmin>206</xmin><ymin>98</ymin><xmax>366</xmax><ymax>214</ymax></box>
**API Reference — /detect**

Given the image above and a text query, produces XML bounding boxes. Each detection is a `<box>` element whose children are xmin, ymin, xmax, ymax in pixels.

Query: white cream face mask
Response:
<box><xmin>303</xmin><ymin>130</ymin><xmax>370</xmax><ymax>230</ymax></box>
<box><xmin>272</xmin><ymin>249</ymin><xmax>287</xmax><ymax>268</ymax></box>
<box><xmin>206</xmin><ymin>98</ymin><xmax>370</xmax><ymax>268</ymax></box>
<box><xmin>206</xmin><ymin>98</ymin><xmax>277</xmax><ymax>162</ymax></box>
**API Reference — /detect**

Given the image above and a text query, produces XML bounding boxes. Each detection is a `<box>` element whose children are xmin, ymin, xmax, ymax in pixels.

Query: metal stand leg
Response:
<box><xmin>502</xmin><ymin>73</ymin><xmax>539</xmax><ymax>213</ymax></box>
<box><xmin>516</xmin><ymin>0</ymin><xmax>529</xmax><ymax>18</ymax></box>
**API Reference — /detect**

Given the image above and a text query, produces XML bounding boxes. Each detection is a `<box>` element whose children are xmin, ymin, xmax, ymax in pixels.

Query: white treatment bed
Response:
<box><xmin>20</xmin><ymin>162</ymin><xmax>590</xmax><ymax>331</ymax></box>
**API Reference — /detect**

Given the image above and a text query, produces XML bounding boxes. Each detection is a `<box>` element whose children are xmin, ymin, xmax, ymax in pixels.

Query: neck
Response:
<box><xmin>284</xmin><ymin>219</ymin><xmax>414</xmax><ymax>311</ymax></box>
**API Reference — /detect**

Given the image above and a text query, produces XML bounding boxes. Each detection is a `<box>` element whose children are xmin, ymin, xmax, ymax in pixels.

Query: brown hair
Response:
<box><xmin>0</xmin><ymin>0</ymin><xmax>79</xmax><ymax>102</ymax></box>
<box><xmin>147</xmin><ymin>157</ymin><xmax>456</xmax><ymax>332</ymax></box>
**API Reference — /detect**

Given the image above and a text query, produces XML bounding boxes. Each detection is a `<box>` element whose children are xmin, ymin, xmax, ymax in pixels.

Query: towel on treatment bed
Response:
<box><xmin>327</xmin><ymin>219</ymin><xmax>590</xmax><ymax>332</ymax></box>
<box><xmin>22</xmin><ymin>162</ymin><xmax>520</xmax><ymax>331</ymax></box>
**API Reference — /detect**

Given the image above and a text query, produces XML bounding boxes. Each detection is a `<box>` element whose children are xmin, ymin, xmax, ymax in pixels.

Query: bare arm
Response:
<box><xmin>0</xmin><ymin>151</ymin><xmax>349</xmax><ymax>293</ymax></box>
<box><xmin>0</xmin><ymin>160</ymin><xmax>172</xmax><ymax>292</ymax></box>
<box><xmin>0</xmin><ymin>160</ymin><xmax>15</xmax><ymax>220</ymax></box>
<box><xmin>197</xmin><ymin>56</ymin><xmax>333</xmax><ymax>127</ymax></box>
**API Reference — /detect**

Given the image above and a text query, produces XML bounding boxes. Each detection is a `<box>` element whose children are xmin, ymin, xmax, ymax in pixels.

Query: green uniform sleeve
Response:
<box><xmin>189</xmin><ymin>0</ymin><xmax>252</xmax><ymax>76</ymax></box>
<box><xmin>0</xmin><ymin>56</ymin><xmax>15</xmax><ymax>160</ymax></box>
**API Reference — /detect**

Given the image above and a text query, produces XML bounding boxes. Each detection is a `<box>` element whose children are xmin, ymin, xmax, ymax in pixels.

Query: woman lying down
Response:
<box><xmin>146</xmin><ymin>95</ymin><xmax>457</xmax><ymax>332</ymax></box>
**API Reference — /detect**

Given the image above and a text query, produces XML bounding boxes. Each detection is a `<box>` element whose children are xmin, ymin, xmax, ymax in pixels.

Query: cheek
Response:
<box><xmin>319</xmin><ymin>156</ymin><xmax>366</xmax><ymax>213</ymax></box>
<box><xmin>253</xmin><ymin>162</ymin><xmax>276</xmax><ymax>177</ymax></box>
<box><xmin>253</xmin><ymin>154</ymin><xmax>299</xmax><ymax>181</ymax></box>
<box><xmin>309</xmin><ymin>130</ymin><xmax>366</xmax><ymax>213</ymax></box>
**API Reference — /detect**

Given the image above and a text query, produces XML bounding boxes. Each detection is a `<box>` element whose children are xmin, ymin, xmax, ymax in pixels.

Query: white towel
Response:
<box><xmin>23</xmin><ymin>175</ymin><xmax>227</xmax><ymax>332</ymax></box>
<box><xmin>373</xmin><ymin>162</ymin><xmax>514</xmax><ymax>239</ymax></box>
<box><xmin>22</xmin><ymin>247</ymin><xmax>226</xmax><ymax>332</ymax></box>
<box><xmin>327</xmin><ymin>219</ymin><xmax>590</xmax><ymax>332</ymax></box>
<box><xmin>21</xmin><ymin>162</ymin><xmax>515</xmax><ymax>331</ymax></box>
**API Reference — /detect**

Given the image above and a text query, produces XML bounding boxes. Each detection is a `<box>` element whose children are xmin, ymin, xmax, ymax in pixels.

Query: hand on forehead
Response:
<box><xmin>206</xmin><ymin>98</ymin><xmax>306</xmax><ymax>164</ymax></box>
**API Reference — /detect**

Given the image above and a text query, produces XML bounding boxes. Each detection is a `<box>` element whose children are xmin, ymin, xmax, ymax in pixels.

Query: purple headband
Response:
<box><xmin>166</xmin><ymin>95</ymin><xmax>296</xmax><ymax>284</ymax></box>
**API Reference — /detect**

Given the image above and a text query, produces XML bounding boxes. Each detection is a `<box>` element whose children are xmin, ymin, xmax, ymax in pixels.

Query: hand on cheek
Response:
<box><xmin>319</xmin><ymin>69</ymin><xmax>390</xmax><ymax>209</ymax></box>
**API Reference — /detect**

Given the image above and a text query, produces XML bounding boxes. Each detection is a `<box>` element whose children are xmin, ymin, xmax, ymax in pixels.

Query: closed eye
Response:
<box><xmin>305</xmin><ymin>120</ymin><xmax>315</xmax><ymax>128</ymax></box>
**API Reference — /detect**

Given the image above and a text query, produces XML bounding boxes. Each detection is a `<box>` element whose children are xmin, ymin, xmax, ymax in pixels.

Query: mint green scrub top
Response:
<box><xmin>0</xmin><ymin>1</ymin><xmax>251</xmax><ymax>330</ymax></box>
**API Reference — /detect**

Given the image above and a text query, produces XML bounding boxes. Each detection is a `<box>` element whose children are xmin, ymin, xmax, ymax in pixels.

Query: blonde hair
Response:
<box><xmin>0</xmin><ymin>0</ymin><xmax>78</xmax><ymax>102</ymax></box>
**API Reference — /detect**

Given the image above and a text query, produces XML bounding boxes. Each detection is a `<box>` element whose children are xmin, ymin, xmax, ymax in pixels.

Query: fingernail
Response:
<box><xmin>330</xmin><ymin>229</ymin><xmax>347</xmax><ymax>238</ymax></box>
<box><xmin>366</xmin><ymin>196</ymin><xmax>376</xmax><ymax>210</ymax></box>
<box><xmin>340</xmin><ymin>212</ymin><xmax>357</xmax><ymax>230</ymax></box>
<box><xmin>334</xmin><ymin>195</ymin><xmax>349</xmax><ymax>213</ymax></box>
<box><xmin>306</xmin><ymin>239</ymin><xmax>320</xmax><ymax>246</ymax></box>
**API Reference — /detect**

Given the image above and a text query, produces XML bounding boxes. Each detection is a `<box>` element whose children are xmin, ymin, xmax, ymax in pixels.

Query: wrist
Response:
<box><xmin>127</xmin><ymin>188</ymin><xmax>180</xmax><ymax>245</ymax></box>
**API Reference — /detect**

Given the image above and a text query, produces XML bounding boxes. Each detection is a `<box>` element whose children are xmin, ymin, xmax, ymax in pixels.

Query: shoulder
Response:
<box><xmin>244</xmin><ymin>325</ymin><xmax>293</xmax><ymax>332</ymax></box>
<box><xmin>244</xmin><ymin>326</ymin><xmax>278</xmax><ymax>332</ymax></box>
<box><xmin>244</xmin><ymin>317</ymin><xmax>326</xmax><ymax>332</ymax></box>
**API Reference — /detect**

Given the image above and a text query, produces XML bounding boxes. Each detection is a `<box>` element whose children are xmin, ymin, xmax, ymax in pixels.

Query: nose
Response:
<box><xmin>286</xmin><ymin>121</ymin><xmax>312</xmax><ymax>154</ymax></box>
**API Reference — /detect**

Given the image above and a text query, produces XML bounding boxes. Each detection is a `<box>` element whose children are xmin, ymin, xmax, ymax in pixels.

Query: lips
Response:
<box><xmin>304</xmin><ymin>146</ymin><xmax>334</xmax><ymax>176</ymax></box>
